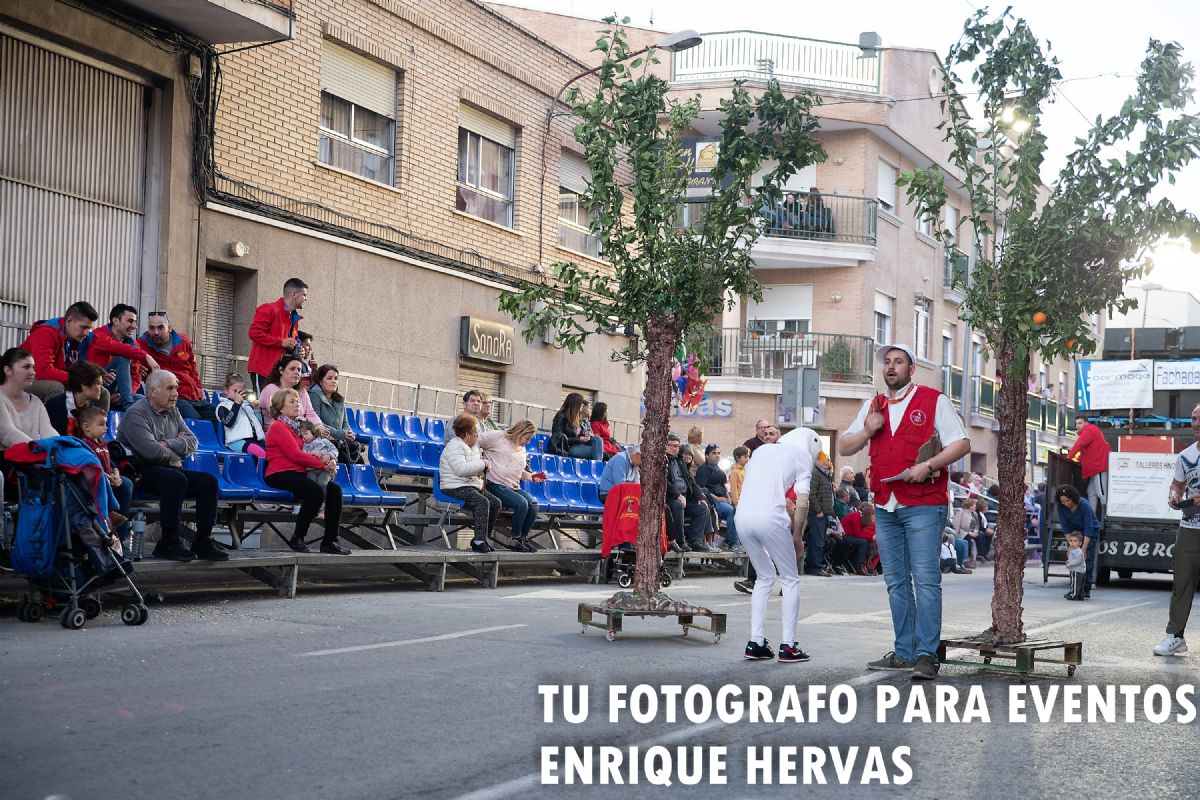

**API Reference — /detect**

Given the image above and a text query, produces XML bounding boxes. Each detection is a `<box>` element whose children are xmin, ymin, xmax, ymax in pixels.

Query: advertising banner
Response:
<box><xmin>1106</xmin><ymin>451</ymin><xmax>1180</xmax><ymax>522</ymax></box>
<box><xmin>1075</xmin><ymin>359</ymin><xmax>1153</xmax><ymax>410</ymax></box>
<box><xmin>1154</xmin><ymin>358</ymin><xmax>1200</xmax><ymax>390</ymax></box>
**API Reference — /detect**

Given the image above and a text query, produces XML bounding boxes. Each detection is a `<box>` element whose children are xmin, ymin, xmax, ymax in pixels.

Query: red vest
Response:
<box><xmin>600</xmin><ymin>483</ymin><xmax>667</xmax><ymax>557</ymax></box>
<box><xmin>868</xmin><ymin>384</ymin><xmax>950</xmax><ymax>507</ymax></box>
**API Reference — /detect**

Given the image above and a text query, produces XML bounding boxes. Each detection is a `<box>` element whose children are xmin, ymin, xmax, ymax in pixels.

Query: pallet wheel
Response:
<box><xmin>581</xmin><ymin>626</ymin><xmax>587</xmax><ymax>635</ymax></box>
<box><xmin>1067</xmin><ymin>665</ymin><xmax>1076</xmax><ymax>677</ymax></box>
<box><xmin>121</xmin><ymin>604</ymin><xmax>149</xmax><ymax>626</ymax></box>
<box><xmin>25</xmin><ymin>602</ymin><xmax>44</xmax><ymax>623</ymax></box>
<box><xmin>605</xmin><ymin>630</ymin><xmax>616</xmax><ymax>642</ymax></box>
<box><xmin>617</xmin><ymin>573</ymin><xmax>632</xmax><ymax>589</ymax></box>
<box><xmin>81</xmin><ymin>597</ymin><xmax>102</xmax><ymax>620</ymax></box>
<box><xmin>60</xmin><ymin>606</ymin><xmax>86</xmax><ymax>630</ymax></box>
<box><xmin>983</xmin><ymin>657</ymin><xmax>992</xmax><ymax>665</ymax></box>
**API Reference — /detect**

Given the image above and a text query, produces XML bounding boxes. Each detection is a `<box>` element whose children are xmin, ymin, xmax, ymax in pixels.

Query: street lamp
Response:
<box><xmin>535</xmin><ymin>29</ymin><xmax>703</xmax><ymax>271</ymax></box>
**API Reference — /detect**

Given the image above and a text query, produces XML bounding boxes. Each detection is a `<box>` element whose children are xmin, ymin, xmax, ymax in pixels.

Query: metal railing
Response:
<box><xmin>944</xmin><ymin>247</ymin><xmax>968</xmax><ymax>290</ymax></box>
<box><xmin>1027</xmin><ymin>394</ymin><xmax>1073</xmax><ymax>435</ymax></box>
<box><xmin>941</xmin><ymin>365</ymin><xmax>963</xmax><ymax>407</ymax></box>
<box><xmin>679</xmin><ymin>194</ymin><xmax>878</xmax><ymax>246</ymax></box>
<box><xmin>971</xmin><ymin>375</ymin><xmax>999</xmax><ymax>419</ymax></box>
<box><xmin>672</xmin><ymin>31</ymin><xmax>882</xmax><ymax>94</ymax></box>
<box><xmin>695</xmin><ymin>328</ymin><xmax>875</xmax><ymax>383</ymax></box>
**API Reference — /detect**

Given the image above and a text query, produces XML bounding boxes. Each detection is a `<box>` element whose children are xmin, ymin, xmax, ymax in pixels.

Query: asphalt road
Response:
<box><xmin>1</xmin><ymin>564</ymin><xmax>1197</xmax><ymax>800</ymax></box>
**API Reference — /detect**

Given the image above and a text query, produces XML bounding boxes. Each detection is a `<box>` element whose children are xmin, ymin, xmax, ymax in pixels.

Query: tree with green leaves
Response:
<box><xmin>499</xmin><ymin>17</ymin><xmax>825</xmax><ymax>600</ymax></box>
<box><xmin>900</xmin><ymin>8</ymin><xmax>1200</xmax><ymax>643</ymax></box>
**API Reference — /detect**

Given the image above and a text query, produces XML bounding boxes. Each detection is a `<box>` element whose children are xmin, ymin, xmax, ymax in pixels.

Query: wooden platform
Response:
<box><xmin>939</xmin><ymin>637</ymin><xmax>1082</xmax><ymax>679</ymax></box>
<box><xmin>577</xmin><ymin>602</ymin><xmax>727</xmax><ymax>643</ymax></box>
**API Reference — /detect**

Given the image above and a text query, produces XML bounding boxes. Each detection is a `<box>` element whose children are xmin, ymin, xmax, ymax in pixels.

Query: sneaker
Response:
<box><xmin>1153</xmin><ymin>634</ymin><xmax>1188</xmax><ymax>657</ymax></box>
<box><xmin>668</xmin><ymin>541</ymin><xmax>685</xmax><ymax>554</ymax></box>
<box><xmin>732</xmin><ymin>545</ymin><xmax>746</xmax><ymax>554</ymax></box>
<box><xmin>867</xmin><ymin>651</ymin><xmax>914</xmax><ymax>671</ymax></box>
<box><xmin>744</xmin><ymin>639</ymin><xmax>774</xmax><ymax>660</ymax></box>
<box><xmin>687</xmin><ymin>543</ymin><xmax>708</xmax><ymax>553</ymax></box>
<box><xmin>1064</xmin><ymin>592</ymin><xmax>1084</xmax><ymax>601</ymax></box>
<box><xmin>733</xmin><ymin>579</ymin><xmax>754</xmax><ymax>595</ymax></box>
<box><xmin>953</xmin><ymin>566</ymin><xmax>973</xmax><ymax>574</ymax></box>
<box><xmin>778</xmin><ymin>643</ymin><xmax>811</xmax><ymax>663</ymax></box>
<box><xmin>705</xmin><ymin>544</ymin><xmax>721</xmax><ymax>553</ymax></box>
<box><xmin>190</xmin><ymin>539</ymin><xmax>230</xmax><ymax>561</ymax></box>
<box><xmin>912</xmin><ymin>654</ymin><xmax>939</xmax><ymax>681</ymax></box>
<box><xmin>804</xmin><ymin>568</ymin><xmax>831</xmax><ymax>577</ymax></box>
<box><xmin>152</xmin><ymin>539</ymin><xmax>195</xmax><ymax>562</ymax></box>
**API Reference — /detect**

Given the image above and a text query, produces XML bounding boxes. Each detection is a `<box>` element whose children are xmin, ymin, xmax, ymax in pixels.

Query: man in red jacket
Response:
<box><xmin>248</xmin><ymin>277</ymin><xmax>308</xmax><ymax>393</ymax></box>
<box><xmin>138</xmin><ymin>312</ymin><xmax>216</xmax><ymax>422</ymax></box>
<box><xmin>1067</xmin><ymin>415</ymin><xmax>1112</xmax><ymax>525</ymax></box>
<box><xmin>21</xmin><ymin>301</ymin><xmax>104</xmax><ymax>403</ymax></box>
<box><xmin>90</xmin><ymin>304</ymin><xmax>159</xmax><ymax>410</ymax></box>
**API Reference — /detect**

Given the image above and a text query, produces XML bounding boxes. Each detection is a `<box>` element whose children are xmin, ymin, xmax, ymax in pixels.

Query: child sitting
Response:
<box><xmin>1064</xmin><ymin>532</ymin><xmax>1086</xmax><ymax>601</ymax></box>
<box><xmin>298</xmin><ymin>419</ymin><xmax>338</xmax><ymax>490</ymax></box>
<box><xmin>940</xmin><ymin>533</ymin><xmax>958</xmax><ymax>574</ymax></box>
<box><xmin>74</xmin><ymin>405</ymin><xmax>133</xmax><ymax>550</ymax></box>
<box><xmin>216</xmin><ymin>372</ymin><xmax>266</xmax><ymax>458</ymax></box>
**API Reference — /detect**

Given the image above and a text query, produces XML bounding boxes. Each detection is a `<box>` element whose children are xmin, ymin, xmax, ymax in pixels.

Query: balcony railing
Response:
<box><xmin>944</xmin><ymin>247</ymin><xmax>968</xmax><ymax>290</ymax></box>
<box><xmin>971</xmin><ymin>375</ymin><xmax>999</xmax><ymax>419</ymax></box>
<box><xmin>672</xmin><ymin>31</ymin><xmax>882</xmax><ymax>94</ymax></box>
<box><xmin>965</xmin><ymin>375</ymin><xmax>1075</xmax><ymax>435</ymax></box>
<box><xmin>941</xmin><ymin>365</ymin><xmax>963</xmax><ymax>407</ymax></box>
<box><xmin>696</xmin><ymin>328</ymin><xmax>875</xmax><ymax>383</ymax></box>
<box><xmin>678</xmin><ymin>193</ymin><xmax>878</xmax><ymax>246</ymax></box>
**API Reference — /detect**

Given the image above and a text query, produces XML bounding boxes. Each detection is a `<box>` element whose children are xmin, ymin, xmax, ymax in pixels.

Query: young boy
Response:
<box><xmin>297</xmin><ymin>419</ymin><xmax>338</xmax><ymax>490</ymax></box>
<box><xmin>940</xmin><ymin>533</ymin><xmax>958</xmax><ymax>574</ymax></box>
<box><xmin>1064</xmin><ymin>532</ymin><xmax>1087</xmax><ymax>601</ymax></box>
<box><xmin>74</xmin><ymin>405</ymin><xmax>133</xmax><ymax>548</ymax></box>
<box><xmin>728</xmin><ymin>446</ymin><xmax>749</xmax><ymax>506</ymax></box>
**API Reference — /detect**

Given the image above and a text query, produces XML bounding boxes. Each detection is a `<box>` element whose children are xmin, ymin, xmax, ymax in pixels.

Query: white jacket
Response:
<box><xmin>216</xmin><ymin>397</ymin><xmax>265</xmax><ymax>445</ymax></box>
<box><xmin>439</xmin><ymin>436</ymin><xmax>487</xmax><ymax>491</ymax></box>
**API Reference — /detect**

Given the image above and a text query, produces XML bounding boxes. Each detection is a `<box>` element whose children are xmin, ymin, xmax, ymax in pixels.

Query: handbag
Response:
<box><xmin>337</xmin><ymin>436</ymin><xmax>365</xmax><ymax>464</ymax></box>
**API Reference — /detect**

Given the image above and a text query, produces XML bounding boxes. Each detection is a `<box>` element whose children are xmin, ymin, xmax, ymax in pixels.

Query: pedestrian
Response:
<box><xmin>735</xmin><ymin>426</ymin><xmax>822</xmax><ymax>664</ymax></box>
<box><xmin>1067</xmin><ymin>414</ymin><xmax>1112</xmax><ymax>526</ymax></box>
<box><xmin>1054</xmin><ymin>485</ymin><xmax>1100</xmax><ymax>598</ymax></box>
<box><xmin>1064</xmin><ymin>532</ymin><xmax>1086</xmax><ymax>601</ymax></box>
<box><xmin>1155</xmin><ymin>403</ymin><xmax>1200</xmax><ymax>657</ymax></box>
<box><xmin>838</xmin><ymin>343</ymin><xmax>971</xmax><ymax>681</ymax></box>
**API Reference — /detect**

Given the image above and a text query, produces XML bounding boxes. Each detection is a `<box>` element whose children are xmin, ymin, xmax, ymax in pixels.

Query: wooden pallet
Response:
<box><xmin>578</xmin><ymin>602</ymin><xmax>727</xmax><ymax>643</ymax></box>
<box><xmin>938</xmin><ymin>637</ymin><xmax>1082</xmax><ymax>679</ymax></box>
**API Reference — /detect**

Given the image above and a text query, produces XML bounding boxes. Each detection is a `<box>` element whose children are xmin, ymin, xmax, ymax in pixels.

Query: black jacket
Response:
<box><xmin>549</xmin><ymin>411</ymin><xmax>591</xmax><ymax>454</ymax></box>
<box><xmin>695</xmin><ymin>462</ymin><xmax>730</xmax><ymax>501</ymax></box>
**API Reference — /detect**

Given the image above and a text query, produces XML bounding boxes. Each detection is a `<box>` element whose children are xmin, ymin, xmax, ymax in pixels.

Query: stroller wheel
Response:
<box><xmin>60</xmin><ymin>606</ymin><xmax>86</xmax><ymax>630</ymax></box>
<box><xmin>617</xmin><ymin>573</ymin><xmax>633</xmax><ymax>589</ymax></box>
<box><xmin>121</xmin><ymin>604</ymin><xmax>149</xmax><ymax>626</ymax></box>
<box><xmin>81</xmin><ymin>597</ymin><xmax>102</xmax><ymax>620</ymax></box>
<box><xmin>660</xmin><ymin>571</ymin><xmax>672</xmax><ymax>588</ymax></box>
<box><xmin>25</xmin><ymin>602</ymin><xmax>45</xmax><ymax>623</ymax></box>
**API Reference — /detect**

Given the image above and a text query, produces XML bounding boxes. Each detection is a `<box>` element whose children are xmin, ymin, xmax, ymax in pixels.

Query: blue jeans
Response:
<box><xmin>874</xmin><ymin>504</ymin><xmax>945</xmax><ymax>662</ymax></box>
<box><xmin>713</xmin><ymin>500</ymin><xmax>739</xmax><ymax>547</ymax></box>
<box><xmin>804</xmin><ymin>514</ymin><xmax>828</xmax><ymax>570</ymax></box>
<box><xmin>176</xmin><ymin>398</ymin><xmax>217</xmax><ymax>422</ymax></box>
<box><xmin>568</xmin><ymin>438</ymin><xmax>604</xmax><ymax>461</ymax></box>
<box><xmin>486</xmin><ymin>481</ymin><xmax>539</xmax><ymax>538</ymax></box>
<box><xmin>953</xmin><ymin>537</ymin><xmax>969</xmax><ymax>566</ymax></box>
<box><xmin>107</xmin><ymin>357</ymin><xmax>143</xmax><ymax>410</ymax></box>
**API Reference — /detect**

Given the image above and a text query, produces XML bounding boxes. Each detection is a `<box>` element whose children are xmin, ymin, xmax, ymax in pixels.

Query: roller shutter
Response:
<box><xmin>458</xmin><ymin>365</ymin><xmax>502</xmax><ymax>398</ymax></box>
<box><xmin>559</xmin><ymin>151</ymin><xmax>590</xmax><ymax>193</ymax></box>
<box><xmin>459</xmin><ymin>104</ymin><xmax>516</xmax><ymax>149</ymax></box>
<box><xmin>201</xmin><ymin>269</ymin><xmax>236</xmax><ymax>388</ymax></box>
<box><xmin>321</xmin><ymin>41</ymin><xmax>396</xmax><ymax>118</ymax></box>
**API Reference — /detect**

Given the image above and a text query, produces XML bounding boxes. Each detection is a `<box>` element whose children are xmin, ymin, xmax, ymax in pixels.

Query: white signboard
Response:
<box><xmin>1154</xmin><ymin>359</ymin><xmax>1200</xmax><ymax>390</ymax></box>
<box><xmin>1076</xmin><ymin>359</ymin><xmax>1154</xmax><ymax>411</ymax></box>
<box><xmin>1106</xmin><ymin>452</ymin><xmax>1181</xmax><ymax>522</ymax></box>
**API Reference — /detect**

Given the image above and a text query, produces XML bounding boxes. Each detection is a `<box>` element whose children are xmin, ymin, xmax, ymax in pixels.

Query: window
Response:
<box><xmin>944</xmin><ymin>206</ymin><xmax>959</xmax><ymax>244</ymax></box>
<box><xmin>456</xmin><ymin>105</ymin><xmax>516</xmax><ymax>227</ymax></box>
<box><xmin>972</xmin><ymin>335</ymin><xmax>985</xmax><ymax>376</ymax></box>
<box><xmin>917</xmin><ymin>213</ymin><xmax>934</xmax><ymax>238</ymax></box>
<box><xmin>319</xmin><ymin>43</ymin><xmax>397</xmax><ymax>185</ymax></box>
<box><xmin>876</xmin><ymin>160</ymin><xmax>897</xmax><ymax>213</ymax></box>
<box><xmin>913</xmin><ymin>296</ymin><xmax>932</xmax><ymax>360</ymax></box>
<box><xmin>874</xmin><ymin>292</ymin><xmax>894</xmax><ymax>345</ymax></box>
<box><xmin>557</xmin><ymin>151</ymin><xmax>600</xmax><ymax>257</ymax></box>
<box><xmin>942</xmin><ymin>322</ymin><xmax>956</xmax><ymax>366</ymax></box>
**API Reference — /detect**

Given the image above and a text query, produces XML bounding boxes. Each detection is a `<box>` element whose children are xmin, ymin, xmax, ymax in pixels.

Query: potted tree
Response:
<box><xmin>823</xmin><ymin>336</ymin><xmax>852</xmax><ymax>381</ymax></box>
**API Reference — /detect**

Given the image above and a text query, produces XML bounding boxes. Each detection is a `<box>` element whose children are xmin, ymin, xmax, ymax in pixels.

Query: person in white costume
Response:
<box><xmin>734</xmin><ymin>426</ymin><xmax>822</xmax><ymax>663</ymax></box>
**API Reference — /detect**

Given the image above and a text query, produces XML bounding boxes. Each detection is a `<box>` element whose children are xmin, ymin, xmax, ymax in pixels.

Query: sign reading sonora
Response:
<box><xmin>460</xmin><ymin>317</ymin><xmax>514</xmax><ymax>365</ymax></box>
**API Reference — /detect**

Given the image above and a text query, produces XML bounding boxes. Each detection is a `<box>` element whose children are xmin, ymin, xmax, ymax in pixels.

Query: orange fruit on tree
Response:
<box><xmin>1032</xmin><ymin>311</ymin><xmax>1048</xmax><ymax>325</ymax></box>
<box><xmin>1066</xmin><ymin>338</ymin><xmax>1077</xmax><ymax>349</ymax></box>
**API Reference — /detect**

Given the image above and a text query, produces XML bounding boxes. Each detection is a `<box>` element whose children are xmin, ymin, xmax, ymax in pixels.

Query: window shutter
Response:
<box><xmin>876</xmin><ymin>160</ymin><xmax>897</xmax><ymax>209</ymax></box>
<box><xmin>457</xmin><ymin>365</ymin><xmax>502</xmax><ymax>399</ymax></box>
<box><xmin>874</xmin><ymin>291</ymin><xmax>894</xmax><ymax>316</ymax></box>
<box><xmin>321</xmin><ymin>42</ymin><xmax>396</xmax><ymax>118</ymax></box>
<box><xmin>559</xmin><ymin>151</ymin><xmax>590</xmax><ymax>193</ymax></box>
<box><xmin>459</xmin><ymin>104</ymin><xmax>516</xmax><ymax>149</ymax></box>
<box><xmin>201</xmin><ymin>269</ymin><xmax>236</xmax><ymax>388</ymax></box>
<box><xmin>561</xmin><ymin>386</ymin><xmax>596</xmax><ymax>407</ymax></box>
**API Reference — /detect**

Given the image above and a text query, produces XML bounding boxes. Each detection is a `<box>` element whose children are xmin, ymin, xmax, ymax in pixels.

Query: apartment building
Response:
<box><xmin>497</xmin><ymin>7</ymin><xmax>1084</xmax><ymax>480</ymax></box>
<box><xmin>1</xmin><ymin>0</ymin><xmax>643</xmax><ymax>434</ymax></box>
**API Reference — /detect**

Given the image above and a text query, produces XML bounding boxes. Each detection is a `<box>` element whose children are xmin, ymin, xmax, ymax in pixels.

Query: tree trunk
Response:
<box><xmin>634</xmin><ymin>313</ymin><xmax>679</xmax><ymax>597</ymax></box>
<box><xmin>987</xmin><ymin>336</ymin><xmax>1031</xmax><ymax>644</ymax></box>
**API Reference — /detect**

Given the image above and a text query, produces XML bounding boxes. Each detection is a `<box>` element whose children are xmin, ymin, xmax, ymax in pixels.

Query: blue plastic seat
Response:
<box><xmin>381</xmin><ymin>413</ymin><xmax>406</xmax><ymax>439</ymax></box>
<box><xmin>184</xmin><ymin>418</ymin><xmax>227</xmax><ymax>453</ymax></box>
<box><xmin>540</xmin><ymin>479</ymin><xmax>568</xmax><ymax>513</ymax></box>
<box><xmin>358</xmin><ymin>410</ymin><xmax>387</xmax><ymax>438</ymax></box>
<box><xmin>425</xmin><ymin>418</ymin><xmax>446</xmax><ymax>444</ymax></box>
<box><xmin>351</xmin><ymin>464</ymin><xmax>407</xmax><ymax>507</ymax></box>
<box><xmin>527</xmin><ymin>454</ymin><xmax>545</xmax><ymax>475</ymax></box>
<box><xmin>590</xmin><ymin>460</ymin><xmax>606</xmax><ymax>482</ymax></box>
<box><xmin>106</xmin><ymin>411</ymin><xmax>122</xmax><ymax>442</ymax></box>
<box><xmin>580</xmin><ymin>481</ymin><xmax>603</xmax><ymax>513</ymax></box>
<box><xmin>346</xmin><ymin>408</ymin><xmax>371</xmax><ymax>439</ymax></box>
<box><xmin>334</xmin><ymin>464</ymin><xmax>380</xmax><ymax>505</ymax></box>
<box><xmin>532</xmin><ymin>433</ymin><xmax>549</xmax><ymax>453</ymax></box>
<box><xmin>223</xmin><ymin>454</ymin><xmax>292</xmax><ymax>502</ymax></box>
<box><xmin>431</xmin><ymin>471</ymin><xmax>464</xmax><ymax>507</ymax></box>
<box><xmin>419</xmin><ymin>441</ymin><xmax>443</xmax><ymax>472</ymax></box>
<box><xmin>541</xmin><ymin>455</ymin><xmax>561</xmax><ymax>479</ymax></box>
<box><xmin>368</xmin><ymin>436</ymin><xmax>402</xmax><ymax>470</ymax></box>
<box><xmin>184</xmin><ymin>452</ymin><xmax>254</xmax><ymax>502</ymax></box>
<box><xmin>402</xmin><ymin>415</ymin><xmax>430</xmax><ymax>443</ymax></box>
<box><xmin>560</xmin><ymin>480</ymin><xmax>590</xmax><ymax>512</ymax></box>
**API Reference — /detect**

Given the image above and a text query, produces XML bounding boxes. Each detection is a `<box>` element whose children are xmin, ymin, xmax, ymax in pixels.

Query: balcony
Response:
<box><xmin>679</xmin><ymin>193</ymin><xmax>877</xmax><ymax>268</ymax></box>
<box><xmin>944</xmin><ymin>247</ymin><xmax>968</xmax><ymax>304</ymax></box>
<box><xmin>696</xmin><ymin>328</ymin><xmax>875</xmax><ymax>383</ymax></box>
<box><xmin>117</xmin><ymin>0</ymin><xmax>293</xmax><ymax>44</ymax></box>
<box><xmin>672</xmin><ymin>31</ymin><xmax>882</xmax><ymax>94</ymax></box>
<box><xmin>971</xmin><ymin>375</ymin><xmax>999</xmax><ymax>419</ymax></box>
<box><xmin>941</xmin><ymin>365</ymin><xmax>963</xmax><ymax>408</ymax></box>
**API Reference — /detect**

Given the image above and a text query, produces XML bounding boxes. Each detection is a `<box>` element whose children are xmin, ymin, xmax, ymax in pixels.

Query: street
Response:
<box><xmin>1</xmin><ymin>564</ymin><xmax>1197</xmax><ymax>800</ymax></box>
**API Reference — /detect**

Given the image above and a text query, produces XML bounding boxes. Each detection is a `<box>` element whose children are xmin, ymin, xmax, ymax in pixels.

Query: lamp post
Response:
<box><xmin>535</xmin><ymin>29</ymin><xmax>703</xmax><ymax>271</ymax></box>
<box><xmin>1127</xmin><ymin>281</ymin><xmax>1163</xmax><ymax>429</ymax></box>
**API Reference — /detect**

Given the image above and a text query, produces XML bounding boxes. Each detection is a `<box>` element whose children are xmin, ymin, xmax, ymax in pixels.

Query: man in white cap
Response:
<box><xmin>735</xmin><ymin>426</ymin><xmax>823</xmax><ymax>664</ymax></box>
<box><xmin>838</xmin><ymin>344</ymin><xmax>971</xmax><ymax>680</ymax></box>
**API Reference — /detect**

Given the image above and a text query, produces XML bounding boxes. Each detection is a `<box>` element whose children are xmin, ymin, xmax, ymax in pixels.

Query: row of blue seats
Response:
<box><xmin>347</xmin><ymin>409</ymin><xmax>553</xmax><ymax>454</ymax></box>
<box><xmin>366</xmin><ymin>437</ymin><xmax>604</xmax><ymax>485</ymax></box>
<box><xmin>178</xmin><ymin>451</ymin><xmax>406</xmax><ymax>508</ymax></box>
<box><xmin>432</xmin><ymin>471</ymin><xmax>603</xmax><ymax>514</ymax></box>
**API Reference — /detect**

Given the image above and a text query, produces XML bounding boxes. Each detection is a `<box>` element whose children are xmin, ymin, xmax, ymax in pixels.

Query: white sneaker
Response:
<box><xmin>1152</xmin><ymin>634</ymin><xmax>1188</xmax><ymax>656</ymax></box>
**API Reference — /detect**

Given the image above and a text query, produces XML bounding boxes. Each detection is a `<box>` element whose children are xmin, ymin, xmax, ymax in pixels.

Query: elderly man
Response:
<box><xmin>477</xmin><ymin>392</ymin><xmax>500</xmax><ymax>433</ymax></box>
<box><xmin>838</xmin><ymin>466</ymin><xmax>863</xmax><ymax>505</ymax></box>
<box><xmin>839</xmin><ymin>343</ymin><xmax>971</xmax><ymax>681</ymax></box>
<box><xmin>598</xmin><ymin>445</ymin><xmax>640</xmax><ymax>501</ymax></box>
<box><xmin>117</xmin><ymin>371</ymin><xmax>225</xmax><ymax>562</ymax></box>
<box><xmin>743</xmin><ymin>419</ymin><xmax>772</xmax><ymax>455</ymax></box>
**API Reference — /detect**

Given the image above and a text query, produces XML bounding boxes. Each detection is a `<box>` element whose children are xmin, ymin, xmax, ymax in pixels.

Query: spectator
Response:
<box><xmin>940</xmin><ymin>534</ymin><xmax>958</xmax><ymax>574</ymax></box>
<box><xmin>479</xmin><ymin>420</ymin><xmax>544</xmax><ymax>552</ymax></box>
<box><xmin>263</xmin><ymin>388</ymin><xmax>349</xmax><ymax>555</ymax></box>
<box><xmin>696</xmin><ymin>443</ymin><xmax>741</xmax><ymax>551</ymax></box>
<box><xmin>297</xmin><ymin>419</ymin><xmax>338</xmax><ymax>493</ymax></box>
<box><xmin>728</xmin><ymin>446</ymin><xmax>749</xmax><ymax>506</ymax></box>
<box><xmin>460</xmin><ymin>390</ymin><xmax>494</xmax><ymax>433</ymax></box>
<box><xmin>90</xmin><ymin>304</ymin><xmax>159</xmax><ymax>410</ymax></box>
<box><xmin>46</xmin><ymin>360</ymin><xmax>108</xmax><ymax>436</ymax></box>
<box><xmin>550</xmin><ymin>392</ymin><xmax>602</xmax><ymax>460</ymax></box>
<box><xmin>308</xmin><ymin>364</ymin><xmax>362</xmax><ymax>464</ymax></box>
<box><xmin>852</xmin><ymin>471</ymin><xmax>870</xmax><ymax>503</ymax></box>
<box><xmin>138</xmin><ymin>312</ymin><xmax>215</xmax><ymax>422</ymax></box>
<box><xmin>259</xmin><ymin>355</ymin><xmax>326</xmax><ymax>430</ymax></box>
<box><xmin>116</xmin><ymin>370</ymin><xmax>225</xmax><ymax>562</ymax></box>
<box><xmin>839</xmin><ymin>502</ymin><xmax>876</xmax><ymax>575</ymax></box>
<box><xmin>75</xmin><ymin>404</ymin><xmax>133</xmax><ymax>549</ymax></box>
<box><xmin>589</xmin><ymin>401</ymin><xmax>621</xmax><ymax>460</ymax></box>
<box><xmin>950</xmin><ymin>502</ymin><xmax>977</xmax><ymax>569</ymax></box>
<box><xmin>248</xmin><ymin>277</ymin><xmax>307</xmax><ymax>393</ymax></box>
<box><xmin>296</xmin><ymin>331</ymin><xmax>317</xmax><ymax>389</ymax></box>
<box><xmin>665</xmin><ymin>434</ymin><xmax>709</xmax><ymax>553</ymax></box>
<box><xmin>1055</xmin><ymin>484</ymin><xmax>1100</xmax><ymax>599</ymax></box>
<box><xmin>804</xmin><ymin>451</ymin><xmax>835</xmax><ymax>576</ymax></box>
<box><xmin>217</xmin><ymin>372</ymin><xmax>266</xmax><ymax>458</ymax></box>
<box><xmin>742</xmin><ymin>419</ymin><xmax>771</xmax><ymax>455</ymax></box>
<box><xmin>1064</xmin><ymin>532</ymin><xmax>1086</xmax><ymax>601</ymax></box>
<box><xmin>833</xmin><ymin>485</ymin><xmax>854</xmax><ymax>519</ymax></box>
<box><xmin>21</xmin><ymin>301</ymin><xmax>108</xmax><ymax>404</ymax></box>
<box><xmin>764</xmin><ymin>425</ymin><xmax>781</xmax><ymax>443</ymax></box>
<box><xmin>0</xmin><ymin>347</ymin><xmax>56</xmax><ymax>448</ymax></box>
<box><xmin>1067</xmin><ymin>415</ymin><xmax>1113</xmax><ymax>526</ymax></box>
<box><xmin>598</xmin><ymin>445</ymin><xmax>640</xmax><ymax>500</ymax></box>
<box><xmin>687</xmin><ymin>426</ymin><xmax>703</xmax><ymax>448</ymax></box>
<box><xmin>1156</xmin><ymin>403</ymin><xmax>1200</xmax><ymax>656</ymax></box>
<box><xmin>974</xmin><ymin>497</ymin><xmax>994</xmax><ymax>561</ymax></box>
<box><xmin>675</xmin><ymin>440</ymin><xmax>714</xmax><ymax>552</ymax></box>
<box><xmin>478</xmin><ymin>392</ymin><xmax>500</xmax><ymax>433</ymax></box>
<box><xmin>439</xmin><ymin>413</ymin><xmax>501</xmax><ymax>553</ymax></box>
<box><xmin>838</xmin><ymin>466</ymin><xmax>863</xmax><ymax>505</ymax></box>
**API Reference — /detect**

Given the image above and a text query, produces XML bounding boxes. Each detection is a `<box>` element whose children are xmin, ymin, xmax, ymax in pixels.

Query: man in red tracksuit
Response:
<box><xmin>248</xmin><ymin>277</ymin><xmax>308</xmax><ymax>393</ymax></box>
<box><xmin>89</xmin><ymin>304</ymin><xmax>159</xmax><ymax>409</ymax></box>
<box><xmin>1067</xmin><ymin>415</ymin><xmax>1112</xmax><ymax>524</ymax></box>
<box><xmin>138</xmin><ymin>312</ymin><xmax>215</xmax><ymax>422</ymax></box>
<box><xmin>21</xmin><ymin>301</ymin><xmax>111</xmax><ymax>407</ymax></box>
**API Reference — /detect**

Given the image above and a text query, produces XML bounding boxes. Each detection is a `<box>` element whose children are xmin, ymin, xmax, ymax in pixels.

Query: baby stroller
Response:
<box><xmin>5</xmin><ymin>439</ymin><xmax>149</xmax><ymax>629</ymax></box>
<box><xmin>601</xmin><ymin>482</ymin><xmax>672</xmax><ymax>589</ymax></box>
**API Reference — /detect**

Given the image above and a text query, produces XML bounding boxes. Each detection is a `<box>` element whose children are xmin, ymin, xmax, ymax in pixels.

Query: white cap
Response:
<box><xmin>875</xmin><ymin>343</ymin><xmax>917</xmax><ymax>366</ymax></box>
<box><xmin>780</xmin><ymin>426</ymin><xmax>822</xmax><ymax>460</ymax></box>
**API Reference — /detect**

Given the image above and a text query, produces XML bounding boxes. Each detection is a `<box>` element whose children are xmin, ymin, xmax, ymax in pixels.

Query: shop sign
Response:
<box><xmin>460</xmin><ymin>317</ymin><xmax>514</xmax><ymax>365</ymax></box>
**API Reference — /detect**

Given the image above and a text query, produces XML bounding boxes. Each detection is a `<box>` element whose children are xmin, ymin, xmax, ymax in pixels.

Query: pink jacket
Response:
<box><xmin>478</xmin><ymin>430</ymin><xmax>531</xmax><ymax>489</ymax></box>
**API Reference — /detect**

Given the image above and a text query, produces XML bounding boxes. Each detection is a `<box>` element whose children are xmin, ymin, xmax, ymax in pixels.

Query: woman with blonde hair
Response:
<box><xmin>479</xmin><ymin>419</ymin><xmax>545</xmax><ymax>551</ymax></box>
